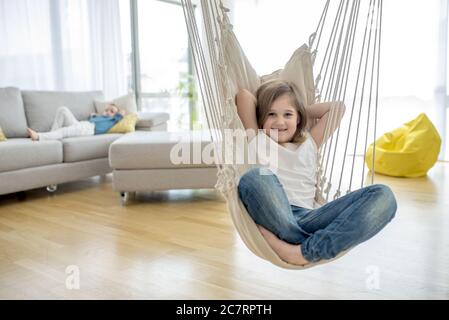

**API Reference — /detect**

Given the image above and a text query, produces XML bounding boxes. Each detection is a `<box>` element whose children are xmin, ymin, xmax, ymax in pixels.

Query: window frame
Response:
<box><xmin>128</xmin><ymin>0</ymin><xmax>196</xmax><ymax>129</ymax></box>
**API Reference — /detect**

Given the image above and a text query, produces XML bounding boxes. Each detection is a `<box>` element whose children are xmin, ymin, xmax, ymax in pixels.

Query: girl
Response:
<box><xmin>27</xmin><ymin>104</ymin><xmax>124</xmax><ymax>141</ymax></box>
<box><xmin>236</xmin><ymin>79</ymin><xmax>397</xmax><ymax>266</ymax></box>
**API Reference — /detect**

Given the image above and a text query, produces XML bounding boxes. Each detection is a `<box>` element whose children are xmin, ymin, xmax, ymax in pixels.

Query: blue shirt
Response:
<box><xmin>88</xmin><ymin>113</ymin><xmax>123</xmax><ymax>135</ymax></box>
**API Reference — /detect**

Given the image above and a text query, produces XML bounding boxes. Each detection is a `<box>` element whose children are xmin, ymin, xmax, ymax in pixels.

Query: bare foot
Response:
<box><xmin>27</xmin><ymin>128</ymin><xmax>39</xmax><ymax>141</ymax></box>
<box><xmin>258</xmin><ymin>225</ymin><xmax>309</xmax><ymax>266</ymax></box>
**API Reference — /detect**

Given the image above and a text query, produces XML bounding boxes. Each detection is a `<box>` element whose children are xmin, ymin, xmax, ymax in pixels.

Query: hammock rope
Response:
<box><xmin>348</xmin><ymin>0</ymin><xmax>378</xmax><ymax>193</ymax></box>
<box><xmin>316</xmin><ymin>0</ymin><xmax>350</xmax><ymax>198</ymax></box>
<box><xmin>336</xmin><ymin>0</ymin><xmax>380</xmax><ymax>195</ymax></box>
<box><xmin>327</xmin><ymin>0</ymin><xmax>361</xmax><ymax>200</ymax></box>
<box><xmin>373</xmin><ymin>0</ymin><xmax>383</xmax><ymax>185</ymax></box>
<box><xmin>311</xmin><ymin>0</ymin><xmax>330</xmax><ymax>54</ymax></box>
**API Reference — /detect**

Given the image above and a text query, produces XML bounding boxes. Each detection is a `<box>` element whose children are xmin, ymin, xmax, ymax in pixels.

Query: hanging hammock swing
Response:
<box><xmin>181</xmin><ymin>0</ymin><xmax>383</xmax><ymax>269</ymax></box>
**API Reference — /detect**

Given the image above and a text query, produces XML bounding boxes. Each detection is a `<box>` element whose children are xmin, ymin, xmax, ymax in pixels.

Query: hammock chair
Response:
<box><xmin>181</xmin><ymin>0</ymin><xmax>383</xmax><ymax>269</ymax></box>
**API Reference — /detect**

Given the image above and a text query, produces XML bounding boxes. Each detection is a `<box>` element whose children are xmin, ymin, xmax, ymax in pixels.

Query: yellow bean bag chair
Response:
<box><xmin>365</xmin><ymin>113</ymin><xmax>441</xmax><ymax>177</ymax></box>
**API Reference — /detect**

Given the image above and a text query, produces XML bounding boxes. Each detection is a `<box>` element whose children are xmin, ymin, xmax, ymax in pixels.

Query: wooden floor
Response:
<box><xmin>0</xmin><ymin>163</ymin><xmax>448</xmax><ymax>299</ymax></box>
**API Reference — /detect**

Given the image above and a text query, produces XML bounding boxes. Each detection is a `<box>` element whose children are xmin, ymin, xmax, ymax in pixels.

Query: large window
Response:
<box><xmin>120</xmin><ymin>0</ymin><xmax>198</xmax><ymax>131</ymax></box>
<box><xmin>231</xmin><ymin>0</ymin><xmax>448</xmax><ymax>160</ymax></box>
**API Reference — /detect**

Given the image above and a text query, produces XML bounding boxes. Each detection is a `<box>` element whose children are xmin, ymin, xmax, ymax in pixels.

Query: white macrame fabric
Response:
<box><xmin>181</xmin><ymin>0</ymin><xmax>382</xmax><ymax>269</ymax></box>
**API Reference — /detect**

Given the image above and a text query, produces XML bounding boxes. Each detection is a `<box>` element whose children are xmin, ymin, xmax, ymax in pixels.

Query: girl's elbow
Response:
<box><xmin>235</xmin><ymin>90</ymin><xmax>245</xmax><ymax>106</ymax></box>
<box><xmin>236</xmin><ymin>89</ymin><xmax>246</xmax><ymax>99</ymax></box>
<box><xmin>236</xmin><ymin>89</ymin><xmax>255</xmax><ymax>104</ymax></box>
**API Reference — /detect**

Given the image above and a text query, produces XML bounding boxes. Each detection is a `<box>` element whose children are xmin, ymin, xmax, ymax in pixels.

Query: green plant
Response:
<box><xmin>176</xmin><ymin>72</ymin><xmax>199</xmax><ymax>130</ymax></box>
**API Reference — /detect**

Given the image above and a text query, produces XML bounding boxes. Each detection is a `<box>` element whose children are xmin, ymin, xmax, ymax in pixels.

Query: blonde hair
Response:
<box><xmin>256</xmin><ymin>79</ymin><xmax>308</xmax><ymax>144</ymax></box>
<box><xmin>106</xmin><ymin>104</ymin><xmax>119</xmax><ymax>113</ymax></box>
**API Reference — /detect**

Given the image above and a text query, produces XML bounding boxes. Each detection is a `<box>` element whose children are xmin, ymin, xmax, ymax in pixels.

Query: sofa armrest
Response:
<box><xmin>136</xmin><ymin>112</ymin><xmax>169</xmax><ymax>131</ymax></box>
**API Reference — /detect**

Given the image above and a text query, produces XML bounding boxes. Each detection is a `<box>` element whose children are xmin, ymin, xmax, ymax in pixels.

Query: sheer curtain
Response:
<box><xmin>0</xmin><ymin>0</ymin><xmax>126</xmax><ymax>99</ymax></box>
<box><xmin>229</xmin><ymin>0</ymin><xmax>448</xmax><ymax>160</ymax></box>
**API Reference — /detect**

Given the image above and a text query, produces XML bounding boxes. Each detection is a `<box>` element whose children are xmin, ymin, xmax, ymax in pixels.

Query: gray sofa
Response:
<box><xmin>0</xmin><ymin>87</ymin><xmax>169</xmax><ymax>196</ymax></box>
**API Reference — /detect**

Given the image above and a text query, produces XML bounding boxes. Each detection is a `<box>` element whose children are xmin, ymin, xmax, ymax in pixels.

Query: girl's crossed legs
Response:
<box><xmin>238</xmin><ymin>167</ymin><xmax>397</xmax><ymax>265</ymax></box>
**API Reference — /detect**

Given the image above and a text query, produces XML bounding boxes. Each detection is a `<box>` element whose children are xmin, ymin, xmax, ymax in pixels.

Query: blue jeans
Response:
<box><xmin>238</xmin><ymin>167</ymin><xmax>397</xmax><ymax>262</ymax></box>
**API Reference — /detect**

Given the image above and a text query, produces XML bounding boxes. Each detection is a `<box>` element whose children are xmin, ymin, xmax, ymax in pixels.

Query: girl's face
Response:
<box><xmin>262</xmin><ymin>94</ymin><xmax>299</xmax><ymax>144</ymax></box>
<box><xmin>103</xmin><ymin>105</ymin><xmax>119</xmax><ymax>117</ymax></box>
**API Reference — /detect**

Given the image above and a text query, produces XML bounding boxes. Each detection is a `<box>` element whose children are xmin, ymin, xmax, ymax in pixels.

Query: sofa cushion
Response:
<box><xmin>22</xmin><ymin>90</ymin><xmax>104</xmax><ymax>132</ymax></box>
<box><xmin>0</xmin><ymin>138</ymin><xmax>62</xmax><ymax>172</ymax></box>
<box><xmin>109</xmin><ymin>131</ymin><xmax>216</xmax><ymax>169</ymax></box>
<box><xmin>62</xmin><ymin>134</ymin><xmax>122</xmax><ymax>163</ymax></box>
<box><xmin>0</xmin><ymin>126</ymin><xmax>6</xmax><ymax>141</ymax></box>
<box><xmin>94</xmin><ymin>92</ymin><xmax>138</xmax><ymax>115</ymax></box>
<box><xmin>136</xmin><ymin>112</ymin><xmax>170</xmax><ymax>128</ymax></box>
<box><xmin>0</xmin><ymin>87</ymin><xmax>28</xmax><ymax>138</ymax></box>
<box><xmin>108</xmin><ymin>113</ymin><xmax>138</xmax><ymax>134</ymax></box>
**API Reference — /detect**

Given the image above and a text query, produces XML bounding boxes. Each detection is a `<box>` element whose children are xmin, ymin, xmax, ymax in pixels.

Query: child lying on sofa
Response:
<box><xmin>27</xmin><ymin>104</ymin><xmax>124</xmax><ymax>141</ymax></box>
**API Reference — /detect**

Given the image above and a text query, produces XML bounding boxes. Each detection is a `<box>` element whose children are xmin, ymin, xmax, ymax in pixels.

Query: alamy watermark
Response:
<box><xmin>65</xmin><ymin>265</ymin><xmax>80</xmax><ymax>290</ymax></box>
<box><xmin>365</xmin><ymin>265</ymin><xmax>380</xmax><ymax>290</ymax></box>
<box><xmin>169</xmin><ymin>128</ymin><xmax>280</xmax><ymax>174</ymax></box>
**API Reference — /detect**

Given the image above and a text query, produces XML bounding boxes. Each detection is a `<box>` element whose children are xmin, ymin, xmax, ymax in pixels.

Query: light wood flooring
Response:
<box><xmin>0</xmin><ymin>163</ymin><xmax>448</xmax><ymax>299</ymax></box>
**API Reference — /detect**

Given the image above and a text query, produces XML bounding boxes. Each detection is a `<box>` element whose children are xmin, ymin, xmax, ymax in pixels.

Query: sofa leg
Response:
<box><xmin>46</xmin><ymin>184</ymin><xmax>58</xmax><ymax>193</ymax></box>
<box><xmin>120</xmin><ymin>191</ymin><xmax>136</xmax><ymax>205</ymax></box>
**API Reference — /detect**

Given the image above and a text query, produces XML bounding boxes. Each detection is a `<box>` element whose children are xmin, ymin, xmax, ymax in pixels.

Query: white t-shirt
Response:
<box><xmin>248</xmin><ymin>131</ymin><xmax>318</xmax><ymax>209</ymax></box>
